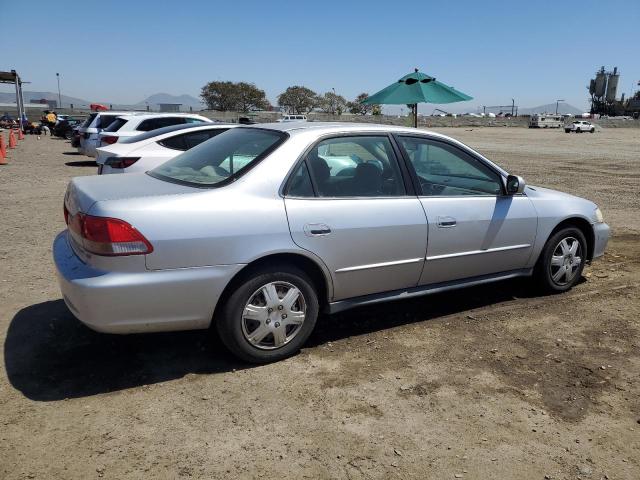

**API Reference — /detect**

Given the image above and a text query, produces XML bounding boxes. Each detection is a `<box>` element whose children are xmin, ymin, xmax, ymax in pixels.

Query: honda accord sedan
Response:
<box><xmin>54</xmin><ymin>123</ymin><xmax>610</xmax><ymax>363</ymax></box>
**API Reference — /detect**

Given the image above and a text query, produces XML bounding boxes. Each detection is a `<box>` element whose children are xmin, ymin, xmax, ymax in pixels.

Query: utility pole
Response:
<box><xmin>56</xmin><ymin>73</ymin><xmax>62</xmax><ymax>109</ymax></box>
<box><xmin>511</xmin><ymin>99</ymin><xmax>515</xmax><ymax>116</ymax></box>
<box><xmin>332</xmin><ymin>87</ymin><xmax>336</xmax><ymax>115</ymax></box>
<box><xmin>555</xmin><ymin>99</ymin><xmax>564</xmax><ymax>115</ymax></box>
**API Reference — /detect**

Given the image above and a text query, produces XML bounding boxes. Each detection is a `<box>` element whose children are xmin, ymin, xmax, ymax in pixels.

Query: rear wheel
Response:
<box><xmin>534</xmin><ymin>227</ymin><xmax>587</xmax><ymax>293</ymax></box>
<box><xmin>216</xmin><ymin>265</ymin><xmax>319</xmax><ymax>363</ymax></box>
<box><xmin>576</xmin><ymin>128</ymin><xmax>581</xmax><ymax>133</ymax></box>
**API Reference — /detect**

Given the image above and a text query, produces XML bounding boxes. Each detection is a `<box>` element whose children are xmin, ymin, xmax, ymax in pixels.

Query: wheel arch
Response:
<box><xmin>548</xmin><ymin>217</ymin><xmax>595</xmax><ymax>261</ymax></box>
<box><xmin>211</xmin><ymin>251</ymin><xmax>333</xmax><ymax>327</ymax></box>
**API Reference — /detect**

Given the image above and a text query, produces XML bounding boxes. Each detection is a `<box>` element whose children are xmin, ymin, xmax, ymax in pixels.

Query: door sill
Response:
<box><xmin>327</xmin><ymin>268</ymin><xmax>532</xmax><ymax>314</ymax></box>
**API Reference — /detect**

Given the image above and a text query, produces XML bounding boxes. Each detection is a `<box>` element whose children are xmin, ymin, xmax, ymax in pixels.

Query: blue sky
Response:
<box><xmin>2</xmin><ymin>0</ymin><xmax>639</xmax><ymax>113</ymax></box>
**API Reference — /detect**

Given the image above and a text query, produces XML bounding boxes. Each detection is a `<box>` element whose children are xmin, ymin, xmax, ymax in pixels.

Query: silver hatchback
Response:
<box><xmin>54</xmin><ymin>123</ymin><xmax>610</xmax><ymax>363</ymax></box>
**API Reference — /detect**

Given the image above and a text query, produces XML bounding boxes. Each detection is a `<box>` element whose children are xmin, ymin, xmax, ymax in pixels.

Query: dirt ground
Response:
<box><xmin>1</xmin><ymin>127</ymin><xmax>638</xmax><ymax>480</ymax></box>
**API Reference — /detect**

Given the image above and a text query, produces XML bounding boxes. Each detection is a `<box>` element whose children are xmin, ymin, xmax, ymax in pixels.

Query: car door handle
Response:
<box><xmin>304</xmin><ymin>223</ymin><xmax>331</xmax><ymax>236</ymax></box>
<box><xmin>437</xmin><ymin>216</ymin><xmax>457</xmax><ymax>228</ymax></box>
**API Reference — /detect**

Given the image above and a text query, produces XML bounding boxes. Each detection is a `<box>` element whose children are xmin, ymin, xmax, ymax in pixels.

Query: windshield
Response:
<box><xmin>149</xmin><ymin>128</ymin><xmax>287</xmax><ymax>187</ymax></box>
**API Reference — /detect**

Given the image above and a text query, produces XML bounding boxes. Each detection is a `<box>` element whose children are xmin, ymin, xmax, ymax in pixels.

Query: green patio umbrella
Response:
<box><xmin>362</xmin><ymin>68</ymin><xmax>473</xmax><ymax>127</ymax></box>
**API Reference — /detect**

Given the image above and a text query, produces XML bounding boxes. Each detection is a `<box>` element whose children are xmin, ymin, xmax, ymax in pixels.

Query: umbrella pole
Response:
<box><xmin>413</xmin><ymin>104</ymin><xmax>418</xmax><ymax>128</ymax></box>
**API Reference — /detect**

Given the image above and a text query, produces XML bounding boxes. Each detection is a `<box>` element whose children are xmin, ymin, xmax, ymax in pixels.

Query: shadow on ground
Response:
<box><xmin>62</xmin><ymin>151</ymin><xmax>82</xmax><ymax>156</ymax></box>
<box><xmin>5</xmin><ymin>279</ymin><xmax>539</xmax><ymax>401</ymax></box>
<box><xmin>65</xmin><ymin>160</ymin><xmax>97</xmax><ymax>167</ymax></box>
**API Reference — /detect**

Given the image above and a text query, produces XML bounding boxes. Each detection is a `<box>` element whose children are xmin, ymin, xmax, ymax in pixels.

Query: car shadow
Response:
<box><xmin>62</xmin><ymin>151</ymin><xmax>82</xmax><ymax>156</ymax></box>
<box><xmin>4</xmin><ymin>278</ymin><xmax>549</xmax><ymax>402</ymax></box>
<box><xmin>65</xmin><ymin>160</ymin><xmax>97</xmax><ymax>167</ymax></box>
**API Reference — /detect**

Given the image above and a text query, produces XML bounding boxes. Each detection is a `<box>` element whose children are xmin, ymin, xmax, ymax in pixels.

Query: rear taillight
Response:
<box><xmin>104</xmin><ymin>157</ymin><xmax>140</xmax><ymax>169</ymax></box>
<box><xmin>101</xmin><ymin>135</ymin><xmax>118</xmax><ymax>146</ymax></box>
<box><xmin>66</xmin><ymin>212</ymin><xmax>152</xmax><ymax>256</ymax></box>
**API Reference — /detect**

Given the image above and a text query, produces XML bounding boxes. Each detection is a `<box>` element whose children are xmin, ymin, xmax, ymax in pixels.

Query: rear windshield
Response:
<box><xmin>103</xmin><ymin>117</ymin><xmax>128</xmax><ymax>132</ymax></box>
<box><xmin>80</xmin><ymin>113</ymin><xmax>98</xmax><ymax>128</ymax></box>
<box><xmin>120</xmin><ymin>123</ymin><xmax>202</xmax><ymax>144</ymax></box>
<box><xmin>149</xmin><ymin>128</ymin><xmax>287</xmax><ymax>187</ymax></box>
<box><xmin>95</xmin><ymin>115</ymin><xmax>119</xmax><ymax>129</ymax></box>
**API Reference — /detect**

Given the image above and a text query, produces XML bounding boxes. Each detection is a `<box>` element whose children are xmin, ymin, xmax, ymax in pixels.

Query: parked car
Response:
<box><xmin>95</xmin><ymin>122</ymin><xmax>235</xmax><ymax>174</ymax></box>
<box><xmin>565</xmin><ymin>120</ymin><xmax>595</xmax><ymax>133</ymax></box>
<box><xmin>53</xmin><ymin>117</ymin><xmax>84</xmax><ymax>140</ymax></box>
<box><xmin>54</xmin><ymin>123</ymin><xmax>610</xmax><ymax>363</ymax></box>
<box><xmin>97</xmin><ymin>113</ymin><xmax>211</xmax><ymax>148</ymax></box>
<box><xmin>77</xmin><ymin>112</ymin><xmax>147</xmax><ymax>157</ymax></box>
<box><xmin>278</xmin><ymin>114</ymin><xmax>307</xmax><ymax>122</ymax></box>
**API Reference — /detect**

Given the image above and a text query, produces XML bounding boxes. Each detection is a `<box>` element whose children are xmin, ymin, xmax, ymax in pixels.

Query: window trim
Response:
<box><xmin>392</xmin><ymin>133</ymin><xmax>507</xmax><ymax>197</ymax></box>
<box><xmin>281</xmin><ymin>132</ymin><xmax>417</xmax><ymax>199</ymax></box>
<box><xmin>146</xmin><ymin>127</ymin><xmax>289</xmax><ymax>189</ymax></box>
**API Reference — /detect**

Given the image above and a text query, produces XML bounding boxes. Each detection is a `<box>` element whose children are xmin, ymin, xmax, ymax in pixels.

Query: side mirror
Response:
<box><xmin>506</xmin><ymin>175</ymin><xmax>526</xmax><ymax>195</ymax></box>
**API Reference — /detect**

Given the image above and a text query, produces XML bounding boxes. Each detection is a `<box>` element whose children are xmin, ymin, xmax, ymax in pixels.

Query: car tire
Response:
<box><xmin>216</xmin><ymin>265</ymin><xmax>319</xmax><ymax>363</ymax></box>
<box><xmin>576</xmin><ymin>128</ymin><xmax>581</xmax><ymax>133</ymax></box>
<box><xmin>590</xmin><ymin>128</ymin><xmax>595</xmax><ymax>133</ymax></box>
<box><xmin>565</xmin><ymin>129</ymin><xmax>570</xmax><ymax>133</ymax></box>
<box><xmin>534</xmin><ymin>227</ymin><xmax>587</xmax><ymax>293</ymax></box>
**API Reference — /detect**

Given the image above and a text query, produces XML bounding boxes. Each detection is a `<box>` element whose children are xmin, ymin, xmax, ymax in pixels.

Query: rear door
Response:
<box><xmin>395</xmin><ymin>135</ymin><xmax>537</xmax><ymax>285</ymax></box>
<box><xmin>284</xmin><ymin>134</ymin><xmax>428</xmax><ymax>301</ymax></box>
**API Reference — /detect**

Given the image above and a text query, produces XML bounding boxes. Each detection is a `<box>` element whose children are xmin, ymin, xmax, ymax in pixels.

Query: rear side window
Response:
<box><xmin>150</xmin><ymin>128</ymin><xmax>287</xmax><ymax>186</ymax></box>
<box><xmin>103</xmin><ymin>118</ymin><xmax>128</xmax><ymax>132</ymax></box>
<box><xmin>137</xmin><ymin>117</ymin><xmax>190</xmax><ymax>132</ymax></box>
<box><xmin>288</xmin><ymin>136</ymin><xmax>406</xmax><ymax>198</ymax></box>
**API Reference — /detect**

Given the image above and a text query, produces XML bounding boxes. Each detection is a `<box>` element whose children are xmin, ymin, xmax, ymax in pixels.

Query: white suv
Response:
<box><xmin>77</xmin><ymin>111</ymin><xmax>147</xmax><ymax>157</ymax></box>
<box><xmin>97</xmin><ymin>113</ymin><xmax>211</xmax><ymax>147</ymax></box>
<box><xmin>565</xmin><ymin>120</ymin><xmax>595</xmax><ymax>133</ymax></box>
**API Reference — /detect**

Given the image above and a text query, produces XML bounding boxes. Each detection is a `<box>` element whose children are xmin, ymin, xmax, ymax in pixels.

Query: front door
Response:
<box><xmin>395</xmin><ymin>135</ymin><xmax>537</xmax><ymax>285</ymax></box>
<box><xmin>284</xmin><ymin>135</ymin><xmax>428</xmax><ymax>300</ymax></box>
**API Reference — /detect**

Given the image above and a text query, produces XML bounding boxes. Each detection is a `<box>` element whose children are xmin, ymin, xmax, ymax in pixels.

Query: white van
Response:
<box><xmin>528</xmin><ymin>114</ymin><xmax>563</xmax><ymax>128</ymax></box>
<box><xmin>278</xmin><ymin>114</ymin><xmax>307</xmax><ymax>122</ymax></box>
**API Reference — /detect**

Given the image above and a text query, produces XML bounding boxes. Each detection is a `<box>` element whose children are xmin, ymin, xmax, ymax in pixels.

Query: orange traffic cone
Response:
<box><xmin>0</xmin><ymin>134</ymin><xmax>7</xmax><ymax>165</ymax></box>
<box><xmin>18</xmin><ymin>128</ymin><xmax>25</xmax><ymax>140</ymax></box>
<box><xmin>0</xmin><ymin>132</ymin><xmax>6</xmax><ymax>157</ymax></box>
<box><xmin>8</xmin><ymin>129</ymin><xmax>17</xmax><ymax>148</ymax></box>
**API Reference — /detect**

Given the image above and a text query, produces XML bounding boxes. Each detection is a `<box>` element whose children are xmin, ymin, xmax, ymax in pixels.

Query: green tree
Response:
<box><xmin>317</xmin><ymin>91</ymin><xmax>347</xmax><ymax>115</ymax></box>
<box><xmin>201</xmin><ymin>81</ymin><xmax>269</xmax><ymax>112</ymax></box>
<box><xmin>277</xmin><ymin>86</ymin><xmax>318</xmax><ymax>114</ymax></box>
<box><xmin>347</xmin><ymin>93</ymin><xmax>376</xmax><ymax>115</ymax></box>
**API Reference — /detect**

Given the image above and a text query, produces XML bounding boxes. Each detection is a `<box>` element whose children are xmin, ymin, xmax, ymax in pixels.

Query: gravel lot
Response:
<box><xmin>1</xmin><ymin>127</ymin><xmax>639</xmax><ymax>479</ymax></box>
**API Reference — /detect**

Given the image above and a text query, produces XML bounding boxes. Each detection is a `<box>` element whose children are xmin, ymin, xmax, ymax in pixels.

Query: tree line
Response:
<box><xmin>200</xmin><ymin>81</ymin><xmax>380</xmax><ymax>115</ymax></box>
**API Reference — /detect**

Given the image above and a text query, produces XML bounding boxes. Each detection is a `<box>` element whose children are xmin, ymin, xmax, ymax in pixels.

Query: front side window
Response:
<box><xmin>150</xmin><ymin>128</ymin><xmax>287</xmax><ymax>186</ymax></box>
<box><xmin>289</xmin><ymin>136</ymin><xmax>405</xmax><ymax>197</ymax></box>
<box><xmin>398</xmin><ymin>136</ymin><xmax>502</xmax><ymax>196</ymax></box>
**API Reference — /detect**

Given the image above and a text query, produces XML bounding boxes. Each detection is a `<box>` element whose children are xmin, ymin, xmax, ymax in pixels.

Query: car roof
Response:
<box><xmin>114</xmin><ymin>113</ymin><xmax>209</xmax><ymax>121</ymax></box>
<box><xmin>247</xmin><ymin>121</ymin><xmax>438</xmax><ymax>136</ymax></box>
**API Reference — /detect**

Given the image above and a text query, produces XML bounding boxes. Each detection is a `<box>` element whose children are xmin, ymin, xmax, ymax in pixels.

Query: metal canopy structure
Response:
<box><xmin>0</xmin><ymin>70</ymin><xmax>26</xmax><ymax>131</ymax></box>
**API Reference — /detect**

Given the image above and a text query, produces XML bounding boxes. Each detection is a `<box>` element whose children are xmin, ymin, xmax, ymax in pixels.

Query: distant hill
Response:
<box><xmin>0</xmin><ymin>90</ymin><xmax>93</xmax><ymax>107</ymax></box>
<box><xmin>136</xmin><ymin>93</ymin><xmax>204</xmax><ymax>110</ymax></box>
<box><xmin>519</xmin><ymin>102</ymin><xmax>584</xmax><ymax>115</ymax></box>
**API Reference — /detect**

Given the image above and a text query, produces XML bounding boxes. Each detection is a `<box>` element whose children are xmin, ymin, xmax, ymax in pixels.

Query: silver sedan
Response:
<box><xmin>54</xmin><ymin>123</ymin><xmax>610</xmax><ymax>363</ymax></box>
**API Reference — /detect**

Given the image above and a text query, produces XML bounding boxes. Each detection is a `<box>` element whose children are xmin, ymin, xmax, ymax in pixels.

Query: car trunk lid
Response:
<box><xmin>64</xmin><ymin>172</ymin><xmax>195</xmax><ymax>216</ymax></box>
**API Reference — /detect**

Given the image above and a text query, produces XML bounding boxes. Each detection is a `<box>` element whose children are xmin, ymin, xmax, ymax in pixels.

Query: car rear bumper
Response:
<box><xmin>592</xmin><ymin>222</ymin><xmax>610</xmax><ymax>259</ymax></box>
<box><xmin>53</xmin><ymin>231</ymin><xmax>244</xmax><ymax>334</ymax></box>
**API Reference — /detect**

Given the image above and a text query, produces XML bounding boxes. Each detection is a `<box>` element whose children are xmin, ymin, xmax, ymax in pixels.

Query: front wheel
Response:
<box><xmin>216</xmin><ymin>265</ymin><xmax>319</xmax><ymax>363</ymax></box>
<box><xmin>590</xmin><ymin>128</ymin><xmax>595</xmax><ymax>133</ymax></box>
<box><xmin>534</xmin><ymin>227</ymin><xmax>587</xmax><ymax>293</ymax></box>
